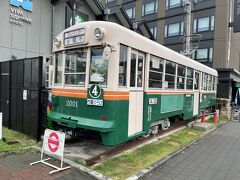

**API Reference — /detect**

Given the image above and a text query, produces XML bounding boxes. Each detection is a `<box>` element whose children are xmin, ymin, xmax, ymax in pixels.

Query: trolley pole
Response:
<box><xmin>183</xmin><ymin>0</ymin><xmax>192</xmax><ymax>57</ymax></box>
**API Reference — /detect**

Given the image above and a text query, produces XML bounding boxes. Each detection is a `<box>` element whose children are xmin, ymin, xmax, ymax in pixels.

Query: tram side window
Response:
<box><xmin>54</xmin><ymin>53</ymin><xmax>64</xmax><ymax>84</ymax></box>
<box><xmin>149</xmin><ymin>55</ymin><xmax>164</xmax><ymax>89</ymax></box>
<box><xmin>194</xmin><ymin>72</ymin><xmax>200</xmax><ymax>90</ymax></box>
<box><xmin>65</xmin><ymin>49</ymin><xmax>87</xmax><ymax>86</ymax></box>
<box><xmin>130</xmin><ymin>53</ymin><xmax>137</xmax><ymax>87</ymax></box>
<box><xmin>177</xmin><ymin>65</ymin><xmax>186</xmax><ymax>89</ymax></box>
<box><xmin>208</xmin><ymin>75</ymin><xmax>212</xmax><ymax>90</ymax></box>
<box><xmin>165</xmin><ymin>60</ymin><xmax>176</xmax><ymax>89</ymax></box>
<box><xmin>89</xmin><ymin>47</ymin><xmax>108</xmax><ymax>86</ymax></box>
<box><xmin>212</xmin><ymin>76</ymin><xmax>216</xmax><ymax>91</ymax></box>
<box><xmin>119</xmin><ymin>45</ymin><xmax>128</xmax><ymax>87</ymax></box>
<box><xmin>203</xmin><ymin>73</ymin><xmax>208</xmax><ymax>90</ymax></box>
<box><xmin>186</xmin><ymin>68</ymin><xmax>193</xmax><ymax>90</ymax></box>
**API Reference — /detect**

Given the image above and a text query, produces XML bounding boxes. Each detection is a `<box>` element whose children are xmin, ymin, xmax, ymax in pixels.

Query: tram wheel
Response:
<box><xmin>161</xmin><ymin>119</ymin><xmax>170</xmax><ymax>130</ymax></box>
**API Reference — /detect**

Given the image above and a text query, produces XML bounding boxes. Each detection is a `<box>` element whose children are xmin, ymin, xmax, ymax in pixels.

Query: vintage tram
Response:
<box><xmin>48</xmin><ymin>21</ymin><xmax>218</xmax><ymax>146</ymax></box>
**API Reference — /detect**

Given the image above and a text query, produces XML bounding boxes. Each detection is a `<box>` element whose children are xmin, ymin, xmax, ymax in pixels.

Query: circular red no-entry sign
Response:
<box><xmin>48</xmin><ymin>132</ymin><xmax>59</xmax><ymax>153</ymax></box>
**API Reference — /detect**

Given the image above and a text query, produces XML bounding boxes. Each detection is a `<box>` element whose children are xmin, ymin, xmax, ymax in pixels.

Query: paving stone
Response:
<box><xmin>145</xmin><ymin>121</ymin><xmax>240</xmax><ymax>180</ymax></box>
<box><xmin>0</xmin><ymin>152</ymin><xmax>95</xmax><ymax>180</ymax></box>
<box><xmin>192</xmin><ymin>122</ymin><xmax>213</xmax><ymax>131</ymax></box>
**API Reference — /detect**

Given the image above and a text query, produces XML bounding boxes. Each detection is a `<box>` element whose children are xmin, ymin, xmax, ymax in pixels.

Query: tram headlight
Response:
<box><xmin>94</xmin><ymin>28</ymin><xmax>104</xmax><ymax>40</ymax></box>
<box><xmin>54</xmin><ymin>37</ymin><xmax>61</xmax><ymax>47</ymax></box>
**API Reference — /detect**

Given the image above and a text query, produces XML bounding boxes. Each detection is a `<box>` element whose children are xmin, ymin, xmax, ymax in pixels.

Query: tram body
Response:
<box><xmin>48</xmin><ymin>21</ymin><xmax>217</xmax><ymax>146</ymax></box>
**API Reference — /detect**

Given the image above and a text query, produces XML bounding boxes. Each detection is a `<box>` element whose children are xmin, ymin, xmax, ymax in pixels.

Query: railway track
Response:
<box><xmin>85</xmin><ymin>121</ymin><xmax>188</xmax><ymax>166</ymax></box>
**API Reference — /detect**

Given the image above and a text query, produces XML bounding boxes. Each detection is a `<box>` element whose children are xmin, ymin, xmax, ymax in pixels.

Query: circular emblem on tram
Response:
<box><xmin>89</xmin><ymin>84</ymin><xmax>102</xmax><ymax>99</ymax></box>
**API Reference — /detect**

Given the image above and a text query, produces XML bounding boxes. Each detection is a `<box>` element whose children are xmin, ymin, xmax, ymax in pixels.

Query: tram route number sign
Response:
<box><xmin>87</xmin><ymin>84</ymin><xmax>104</xmax><ymax>106</ymax></box>
<box><xmin>43</xmin><ymin>129</ymin><xmax>65</xmax><ymax>157</ymax></box>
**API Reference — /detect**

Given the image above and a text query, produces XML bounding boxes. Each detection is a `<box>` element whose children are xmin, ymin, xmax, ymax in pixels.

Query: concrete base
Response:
<box><xmin>217</xmin><ymin>98</ymin><xmax>231</xmax><ymax>120</ymax></box>
<box><xmin>192</xmin><ymin>122</ymin><xmax>213</xmax><ymax>131</ymax></box>
<box><xmin>64</xmin><ymin>140</ymin><xmax>112</xmax><ymax>163</ymax></box>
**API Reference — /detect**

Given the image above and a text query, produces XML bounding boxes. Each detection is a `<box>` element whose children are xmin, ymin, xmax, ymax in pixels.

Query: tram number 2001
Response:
<box><xmin>66</xmin><ymin>100</ymin><xmax>78</xmax><ymax>108</ymax></box>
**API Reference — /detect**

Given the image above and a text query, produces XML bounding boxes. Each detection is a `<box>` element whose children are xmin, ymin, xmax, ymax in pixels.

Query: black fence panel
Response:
<box><xmin>0</xmin><ymin>62</ymin><xmax>10</xmax><ymax>127</ymax></box>
<box><xmin>0</xmin><ymin>57</ymin><xmax>44</xmax><ymax>141</ymax></box>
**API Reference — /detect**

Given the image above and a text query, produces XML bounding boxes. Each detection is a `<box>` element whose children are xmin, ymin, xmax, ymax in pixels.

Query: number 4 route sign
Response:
<box><xmin>30</xmin><ymin>129</ymin><xmax>70</xmax><ymax>174</ymax></box>
<box><xmin>87</xmin><ymin>84</ymin><xmax>104</xmax><ymax>106</ymax></box>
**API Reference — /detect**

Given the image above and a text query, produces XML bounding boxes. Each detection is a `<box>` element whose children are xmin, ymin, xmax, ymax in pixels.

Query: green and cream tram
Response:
<box><xmin>48</xmin><ymin>21</ymin><xmax>218</xmax><ymax>146</ymax></box>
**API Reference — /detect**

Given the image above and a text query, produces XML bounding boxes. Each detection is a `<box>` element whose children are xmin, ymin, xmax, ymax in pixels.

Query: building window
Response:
<box><xmin>193</xmin><ymin>16</ymin><xmax>215</xmax><ymax>33</ymax></box>
<box><xmin>149</xmin><ymin>55</ymin><xmax>164</xmax><ymax>89</ymax></box>
<box><xmin>166</xmin><ymin>0</ymin><xmax>183</xmax><ymax>10</ymax></box>
<box><xmin>150</xmin><ymin>26</ymin><xmax>157</xmax><ymax>40</ymax></box>
<box><xmin>125</xmin><ymin>7</ymin><xmax>136</xmax><ymax>19</ymax></box>
<box><xmin>192</xmin><ymin>47</ymin><xmax>213</xmax><ymax>62</ymax></box>
<box><xmin>142</xmin><ymin>1</ymin><xmax>158</xmax><ymax>16</ymax></box>
<box><xmin>65</xmin><ymin>5</ymin><xmax>88</xmax><ymax>28</ymax></box>
<box><xmin>165</xmin><ymin>22</ymin><xmax>184</xmax><ymax>37</ymax></box>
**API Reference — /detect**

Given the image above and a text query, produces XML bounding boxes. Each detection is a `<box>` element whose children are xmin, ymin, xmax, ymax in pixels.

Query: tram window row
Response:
<box><xmin>119</xmin><ymin>44</ymin><xmax>217</xmax><ymax>91</ymax></box>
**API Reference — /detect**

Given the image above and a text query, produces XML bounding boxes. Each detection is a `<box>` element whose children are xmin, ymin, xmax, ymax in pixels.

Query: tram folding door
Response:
<box><xmin>128</xmin><ymin>50</ymin><xmax>145</xmax><ymax>136</ymax></box>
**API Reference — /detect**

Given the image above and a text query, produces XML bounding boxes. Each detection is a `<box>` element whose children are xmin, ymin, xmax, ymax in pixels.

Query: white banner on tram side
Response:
<box><xmin>30</xmin><ymin>129</ymin><xmax>70</xmax><ymax>174</ymax></box>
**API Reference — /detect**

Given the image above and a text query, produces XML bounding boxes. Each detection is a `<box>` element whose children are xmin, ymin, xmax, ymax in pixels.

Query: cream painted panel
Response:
<box><xmin>135</xmin><ymin>91</ymin><xmax>144</xmax><ymax>133</ymax></box>
<box><xmin>128</xmin><ymin>92</ymin><xmax>137</xmax><ymax>136</ymax></box>
<box><xmin>193</xmin><ymin>92</ymin><xmax>199</xmax><ymax>116</ymax></box>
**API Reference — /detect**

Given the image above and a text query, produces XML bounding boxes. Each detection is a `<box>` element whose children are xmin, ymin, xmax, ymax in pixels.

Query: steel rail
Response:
<box><xmin>85</xmin><ymin>121</ymin><xmax>188</xmax><ymax>166</ymax></box>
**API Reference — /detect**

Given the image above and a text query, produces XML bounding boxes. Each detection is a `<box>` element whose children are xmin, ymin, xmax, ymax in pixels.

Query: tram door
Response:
<box><xmin>128</xmin><ymin>50</ymin><xmax>145</xmax><ymax>136</ymax></box>
<box><xmin>193</xmin><ymin>71</ymin><xmax>200</xmax><ymax>116</ymax></box>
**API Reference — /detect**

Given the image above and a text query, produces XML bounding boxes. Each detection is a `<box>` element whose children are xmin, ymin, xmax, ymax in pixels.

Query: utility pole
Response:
<box><xmin>182</xmin><ymin>0</ymin><xmax>192</xmax><ymax>57</ymax></box>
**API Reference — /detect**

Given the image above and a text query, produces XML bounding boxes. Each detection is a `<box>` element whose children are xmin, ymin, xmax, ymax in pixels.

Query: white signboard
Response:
<box><xmin>30</xmin><ymin>129</ymin><xmax>70</xmax><ymax>174</ymax></box>
<box><xmin>149</xmin><ymin>98</ymin><xmax>158</xmax><ymax>105</ymax></box>
<box><xmin>90</xmin><ymin>73</ymin><xmax>104</xmax><ymax>82</ymax></box>
<box><xmin>43</xmin><ymin>129</ymin><xmax>65</xmax><ymax>157</ymax></box>
<box><xmin>23</xmin><ymin>90</ymin><xmax>27</xmax><ymax>100</ymax></box>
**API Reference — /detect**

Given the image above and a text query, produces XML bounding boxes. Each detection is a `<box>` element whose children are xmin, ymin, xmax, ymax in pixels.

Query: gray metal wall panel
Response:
<box><xmin>0</xmin><ymin>0</ymin><xmax>12</xmax><ymax>49</ymax></box>
<box><xmin>53</xmin><ymin>3</ymin><xmax>66</xmax><ymax>37</ymax></box>
<box><xmin>0</xmin><ymin>0</ymin><xmax>52</xmax><ymax>61</ymax></box>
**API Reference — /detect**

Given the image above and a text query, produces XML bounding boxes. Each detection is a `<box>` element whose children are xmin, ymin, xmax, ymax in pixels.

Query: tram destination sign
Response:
<box><xmin>64</xmin><ymin>28</ymin><xmax>85</xmax><ymax>46</ymax></box>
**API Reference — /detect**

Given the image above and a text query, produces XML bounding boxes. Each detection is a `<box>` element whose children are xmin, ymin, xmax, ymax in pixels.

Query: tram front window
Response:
<box><xmin>55</xmin><ymin>52</ymin><xmax>64</xmax><ymax>84</ymax></box>
<box><xmin>65</xmin><ymin>49</ymin><xmax>87</xmax><ymax>86</ymax></box>
<box><xmin>89</xmin><ymin>47</ymin><xmax>108</xmax><ymax>86</ymax></box>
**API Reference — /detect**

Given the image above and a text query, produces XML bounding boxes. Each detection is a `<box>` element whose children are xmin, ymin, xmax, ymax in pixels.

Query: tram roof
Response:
<box><xmin>55</xmin><ymin>21</ymin><xmax>218</xmax><ymax>77</ymax></box>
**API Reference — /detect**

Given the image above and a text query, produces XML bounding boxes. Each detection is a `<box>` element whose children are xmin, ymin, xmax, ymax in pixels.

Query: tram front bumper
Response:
<box><xmin>48</xmin><ymin>112</ymin><xmax>115</xmax><ymax>133</ymax></box>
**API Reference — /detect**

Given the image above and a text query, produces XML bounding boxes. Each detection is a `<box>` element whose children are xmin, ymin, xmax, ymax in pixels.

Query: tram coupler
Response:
<box><xmin>214</xmin><ymin>110</ymin><xmax>219</xmax><ymax>124</ymax></box>
<box><xmin>201</xmin><ymin>112</ymin><xmax>206</xmax><ymax>123</ymax></box>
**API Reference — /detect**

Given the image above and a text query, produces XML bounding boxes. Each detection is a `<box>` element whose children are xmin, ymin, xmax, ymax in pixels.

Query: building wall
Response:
<box><xmin>213</xmin><ymin>0</ymin><xmax>228</xmax><ymax>69</ymax></box>
<box><xmin>230</xmin><ymin>0</ymin><xmax>240</xmax><ymax>71</ymax></box>
<box><xmin>104</xmin><ymin>0</ymin><xmax>240</xmax><ymax>72</ymax></box>
<box><xmin>53</xmin><ymin>2</ymin><xmax>98</xmax><ymax>37</ymax></box>
<box><xmin>0</xmin><ymin>0</ymin><xmax>52</xmax><ymax>62</ymax></box>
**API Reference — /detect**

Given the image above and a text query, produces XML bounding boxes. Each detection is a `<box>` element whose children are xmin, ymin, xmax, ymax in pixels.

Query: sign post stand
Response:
<box><xmin>30</xmin><ymin>129</ymin><xmax>70</xmax><ymax>174</ymax></box>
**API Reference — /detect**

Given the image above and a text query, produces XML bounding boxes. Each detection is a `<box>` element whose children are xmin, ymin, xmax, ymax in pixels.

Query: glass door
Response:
<box><xmin>128</xmin><ymin>50</ymin><xmax>145</xmax><ymax>136</ymax></box>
